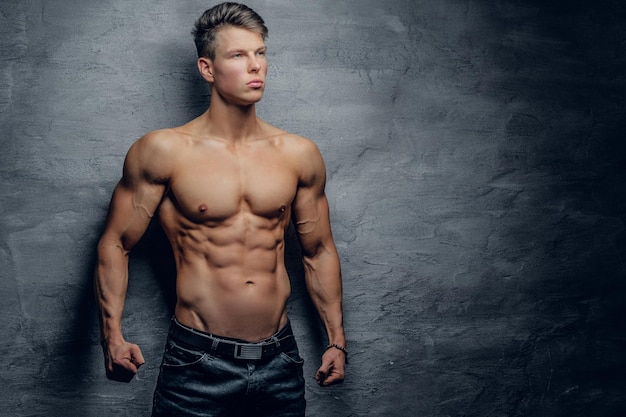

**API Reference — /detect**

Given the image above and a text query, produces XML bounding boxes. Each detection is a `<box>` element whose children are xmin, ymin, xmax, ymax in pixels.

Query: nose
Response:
<box><xmin>249</xmin><ymin>56</ymin><xmax>261</xmax><ymax>72</ymax></box>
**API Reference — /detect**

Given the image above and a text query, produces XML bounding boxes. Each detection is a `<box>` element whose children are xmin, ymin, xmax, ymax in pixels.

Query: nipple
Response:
<box><xmin>279</xmin><ymin>205</ymin><xmax>286</xmax><ymax>213</ymax></box>
<box><xmin>198</xmin><ymin>204</ymin><xmax>208</xmax><ymax>213</ymax></box>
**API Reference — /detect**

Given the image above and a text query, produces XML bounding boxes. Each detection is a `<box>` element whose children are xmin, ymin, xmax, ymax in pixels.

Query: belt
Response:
<box><xmin>169</xmin><ymin>318</ymin><xmax>296</xmax><ymax>361</ymax></box>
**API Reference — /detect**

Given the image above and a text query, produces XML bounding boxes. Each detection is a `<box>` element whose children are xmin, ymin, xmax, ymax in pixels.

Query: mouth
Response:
<box><xmin>247</xmin><ymin>80</ymin><xmax>264</xmax><ymax>88</ymax></box>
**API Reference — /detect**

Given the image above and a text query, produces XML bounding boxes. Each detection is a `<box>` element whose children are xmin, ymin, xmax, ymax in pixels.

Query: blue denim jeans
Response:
<box><xmin>152</xmin><ymin>319</ymin><xmax>306</xmax><ymax>417</ymax></box>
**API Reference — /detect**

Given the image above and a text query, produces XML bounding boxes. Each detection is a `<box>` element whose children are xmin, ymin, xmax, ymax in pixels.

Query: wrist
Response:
<box><xmin>101</xmin><ymin>330</ymin><xmax>125</xmax><ymax>347</ymax></box>
<box><xmin>326</xmin><ymin>343</ymin><xmax>349</xmax><ymax>364</ymax></box>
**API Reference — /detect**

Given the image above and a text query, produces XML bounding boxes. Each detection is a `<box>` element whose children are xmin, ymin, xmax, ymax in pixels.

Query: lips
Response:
<box><xmin>247</xmin><ymin>80</ymin><xmax>264</xmax><ymax>88</ymax></box>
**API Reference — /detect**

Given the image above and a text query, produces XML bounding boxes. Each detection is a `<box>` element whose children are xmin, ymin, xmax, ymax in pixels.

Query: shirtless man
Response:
<box><xmin>94</xmin><ymin>3</ymin><xmax>346</xmax><ymax>416</ymax></box>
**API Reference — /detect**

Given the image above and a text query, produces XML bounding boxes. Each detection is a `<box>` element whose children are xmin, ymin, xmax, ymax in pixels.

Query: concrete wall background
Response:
<box><xmin>1</xmin><ymin>0</ymin><xmax>625</xmax><ymax>416</ymax></box>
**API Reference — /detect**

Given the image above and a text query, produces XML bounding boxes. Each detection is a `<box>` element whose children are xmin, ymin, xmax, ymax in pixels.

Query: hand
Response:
<box><xmin>314</xmin><ymin>346</ymin><xmax>346</xmax><ymax>386</ymax></box>
<box><xmin>102</xmin><ymin>339</ymin><xmax>145</xmax><ymax>383</ymax></box>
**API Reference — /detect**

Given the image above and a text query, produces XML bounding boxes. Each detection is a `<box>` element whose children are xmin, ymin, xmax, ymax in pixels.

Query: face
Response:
<box><xmin>200</xmin><ymin>26</ymin><xmax>268</xmax><ymax>106</ymax></box>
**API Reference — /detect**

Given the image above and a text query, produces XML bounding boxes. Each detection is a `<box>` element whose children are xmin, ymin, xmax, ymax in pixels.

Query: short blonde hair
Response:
<box><xmin>192</xmin><ymin>2</ymin><xmax>268</xmax><ymax>59</ymax></box>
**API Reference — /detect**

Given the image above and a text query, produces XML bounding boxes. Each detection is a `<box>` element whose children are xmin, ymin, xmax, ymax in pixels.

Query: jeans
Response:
<box><xmin>152</xmin><ymin>320</ymin><xmax>306</xmax><ymax>417</ymax></box>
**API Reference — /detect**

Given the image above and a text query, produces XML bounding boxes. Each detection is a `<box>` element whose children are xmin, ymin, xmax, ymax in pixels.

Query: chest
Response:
<box><xmin>166</xmin><ymin>146</ymin><xmax>298</xmax><ymax>222</ymax></box>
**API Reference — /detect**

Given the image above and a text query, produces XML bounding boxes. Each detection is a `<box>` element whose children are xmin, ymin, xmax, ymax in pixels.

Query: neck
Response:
<box><xmin>203</xmin><ymin>95</ymin><xmax>260</xmax><ymax>143</ymax></box>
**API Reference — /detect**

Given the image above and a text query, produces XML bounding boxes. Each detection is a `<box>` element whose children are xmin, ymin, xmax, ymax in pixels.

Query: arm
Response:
<box><xmin>291</xmin><ymin>140</ymin><xmax>346</xmax><ymax>386</ymax></box>
<box><xmin>94</xmin><ymin>132</ymin><xmax>169</xmax><ymax>382</ymax></box>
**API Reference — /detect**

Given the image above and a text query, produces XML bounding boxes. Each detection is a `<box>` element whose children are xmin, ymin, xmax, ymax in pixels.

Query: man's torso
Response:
<box><xmin>152</xmin><ymin>121</ymin><xmax>306</xmax><ymax>341</ymax></box>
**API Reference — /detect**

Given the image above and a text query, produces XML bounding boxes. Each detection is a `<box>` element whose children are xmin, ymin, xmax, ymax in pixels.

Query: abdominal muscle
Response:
<box><xmin>160</xmin><ymin>209</ymin><xmax>292</xmax><ymax>342</ymax></box>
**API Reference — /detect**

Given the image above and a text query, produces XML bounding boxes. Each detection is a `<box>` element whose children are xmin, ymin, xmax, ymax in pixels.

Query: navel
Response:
<box><xmin>198</xmin><ymin>203</ymin><xmax>208</xmax><ymax>213</ymax></box>
<box><xmin>279</xmin><ymin>205</ymin><xmax>286</xmax><ymax>213</ymax></box>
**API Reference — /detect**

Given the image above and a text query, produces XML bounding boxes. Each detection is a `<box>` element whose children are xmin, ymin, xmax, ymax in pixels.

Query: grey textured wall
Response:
<box><xmin>1</xmin><ymin>0</ymin><xmax>625</xmax><ymax>416</ymax></box>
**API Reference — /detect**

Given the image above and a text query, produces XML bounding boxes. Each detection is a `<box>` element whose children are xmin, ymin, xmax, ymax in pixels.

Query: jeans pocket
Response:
<box><xmin>162</xmin><ymin>340</ymin><xmax>207</xmax><ymax>369</ymax></box>
<box><xmin>279</xmin><ymin>349</ymin><xmax>305</xmax><ymax>366</ymax></box>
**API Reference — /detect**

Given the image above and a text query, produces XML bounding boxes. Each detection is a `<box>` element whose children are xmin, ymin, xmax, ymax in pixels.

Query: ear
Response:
<box><xmin>197</xmin><ymin>57</ymin><xmax>215</xmax><ymax>83</ymax></box>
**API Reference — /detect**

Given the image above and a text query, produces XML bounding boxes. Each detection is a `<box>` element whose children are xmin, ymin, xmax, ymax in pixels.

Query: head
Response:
<box><xmin>192</xmin><ymin>2</ymin><xmax>268</xmax><ymax>60</ymax></box>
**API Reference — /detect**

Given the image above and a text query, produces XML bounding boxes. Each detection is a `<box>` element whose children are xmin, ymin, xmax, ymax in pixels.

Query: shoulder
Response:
<box><xmin>128</xmin><ymin>128</ymin><xmax>183</xmax><ymax>158</ymax></box>
<box><xmin>123</xmin><ymin>128</ymin><xmax>184</xmax><ymax>183</ymax></box>
<box><xmin>275</xmin><ymin>132</ymin><xmax>322</xmax><ymax>160</ymax></box>
<box><xmin>258</xmin><ymin>119</ymin><xmax>319</xmax><ymax>153</ymax></box>
<box><xmin>257</xmin><ymin>120</ymin><xmax>326</xmax><ymax>178</ymax></box>
<box><xmin>280</xmin><ymin>133</ymin><xmax>326</xmax><ymax>186</ymax></box>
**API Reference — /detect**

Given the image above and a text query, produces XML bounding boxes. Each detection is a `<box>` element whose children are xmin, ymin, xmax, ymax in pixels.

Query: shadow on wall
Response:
<box><xmin>38</xmin><ymin>39</ymin><xmax>206</xmax><ymax>413</ymax></box>
<box><xmin>40</xmin><ymin>220</ymin><xmax>178</xmax><ymax>414</ymax></box>
<box><xmin>284</xmin><ymin>223</ymin><xmax>329</xmax><ymax>358</ymax></box>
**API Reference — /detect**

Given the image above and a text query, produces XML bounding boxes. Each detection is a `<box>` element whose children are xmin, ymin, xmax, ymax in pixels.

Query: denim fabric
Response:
<box><xmin>152</xmin><ymin>323</ymin><xmax>306</xmax><ymax>417</ymax></box>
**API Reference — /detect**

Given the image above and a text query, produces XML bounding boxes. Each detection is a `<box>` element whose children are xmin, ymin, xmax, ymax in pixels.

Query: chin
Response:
<box><xmin>245</xmin><ymin>93</ymin><xmax>264</xmax><ymax>104</ymax></box>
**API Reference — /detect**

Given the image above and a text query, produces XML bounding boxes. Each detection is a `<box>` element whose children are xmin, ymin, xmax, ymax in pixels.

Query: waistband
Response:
<box><xmin>169</xmin><ymin>317</ymin><xmax>296</xmax><ymax>361</ymax></box>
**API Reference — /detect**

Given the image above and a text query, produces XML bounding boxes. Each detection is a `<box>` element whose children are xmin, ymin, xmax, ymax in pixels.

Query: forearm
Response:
<box><xmin>303</xmin><ymin>249</ymin><xmax>346</xmax><ymax>346</ymax></box>
<box><xmin>94</xmin><ymin>240</ymin><xmax>130</xmax><ymax>344</ymax></box>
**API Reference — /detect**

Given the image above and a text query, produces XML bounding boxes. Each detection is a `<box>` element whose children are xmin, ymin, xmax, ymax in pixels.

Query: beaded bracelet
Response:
<box><xmin>326</xmin><ymin>343</ymin><xmax>349</xmax><ymax>364</ymax></box>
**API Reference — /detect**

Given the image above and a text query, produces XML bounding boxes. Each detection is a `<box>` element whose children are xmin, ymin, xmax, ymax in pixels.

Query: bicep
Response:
<box><xmin>100</xmin><ymin>179</ymin><xmax>164</xmax><ymax>253</ymax></box>
<box><xmin>100</xmin><ymin>139</ymin><xmax>168</xmax><ymax>252</ymax></box>
<box><xmin>290</xmin><ymin>136</ymin><xmax>335</xmax><ymax>257</ymax></box>
<box><xmin>292</xmin><ymin>183</ymin><xmax>335</xmax><ymax>258</ymax></box>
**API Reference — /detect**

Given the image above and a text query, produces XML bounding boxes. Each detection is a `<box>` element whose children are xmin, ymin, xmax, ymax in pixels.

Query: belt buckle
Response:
<box><xmin>234</xmin><ymin>343</ymin><xmax>263</xmax><ymax>360</ymax></box>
